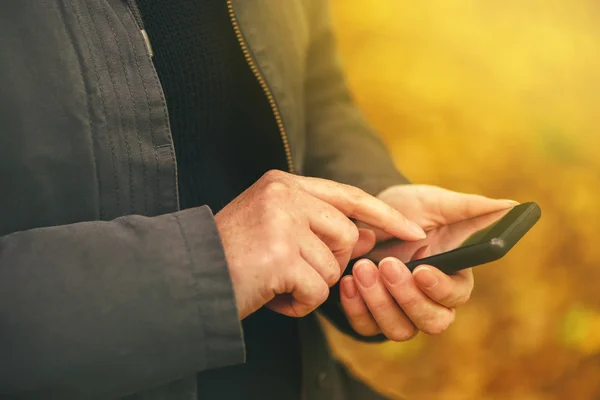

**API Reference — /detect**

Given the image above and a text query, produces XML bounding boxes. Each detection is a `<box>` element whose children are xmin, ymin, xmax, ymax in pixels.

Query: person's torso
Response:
<box><xmin>0</xmin><ymin>1</ymin><xmax>311</xmax><ymax>399</ymax></box>
<box><xmin>133</xmin><ymin>0</ymin><xmax>300</xmax><ymax>398</ymax></box>
<box><xmin>0</xmin><ymin>0</ymin><xmax>310</xmax><ymax>238</ymax></box>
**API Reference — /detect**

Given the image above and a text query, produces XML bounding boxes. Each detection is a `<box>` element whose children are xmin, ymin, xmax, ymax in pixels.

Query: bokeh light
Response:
<box><xmin>324</xmin><ymin>1</ymin><xmax>600</xmax><ymax>399</ymax></box>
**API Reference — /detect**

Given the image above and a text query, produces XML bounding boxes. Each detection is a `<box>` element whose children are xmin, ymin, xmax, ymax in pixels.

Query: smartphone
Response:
<box><xmin>346</xmin><ymin>201</ymin><xmax>541</xmax><ymax>275</ymax></box>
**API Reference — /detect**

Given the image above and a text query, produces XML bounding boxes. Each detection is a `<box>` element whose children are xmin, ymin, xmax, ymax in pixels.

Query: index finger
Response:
<box><xmin>295</xmin><ymin>176</ymin><xmax>426</xmax><ymax>240</ymax></box>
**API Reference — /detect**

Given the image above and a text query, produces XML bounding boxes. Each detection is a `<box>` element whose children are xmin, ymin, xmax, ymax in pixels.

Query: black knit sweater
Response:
<box><xmin>136</xmin><ymin>0</ymin><xmax>301</xmax><ymax>398</ymax></box>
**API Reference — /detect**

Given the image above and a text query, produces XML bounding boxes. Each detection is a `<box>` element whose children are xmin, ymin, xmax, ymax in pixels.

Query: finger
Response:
<box><xmin>435</xmin><ymin>208</ymin><xmax>514</xmax><ymax>254</ymax></box>
<box><xmin>302</xmin><ymin>196</ymin><xmax>376</xmax><ymax>270</ymax></box>
<box><xmin>339</xmin><ymin>276</ymin><xmax>381</xmax><ymax>336</ymax></box>
<box><xmin>301</xmin><ymin>195</ymin><xmax>362</xmax><ymax>270</ymax></box>
<box><xmin>351</xmin><ymin>228</ymin><xmax>377</xmax><ymax>259</ymax></box>
<box><xmin>410</xmin><ymin>245</ymin><xmax>431</xmax><ymax>261</ymax></box>
<box><xmin>426</xmin><ymin>188</ymin><xmax>518</xmax><ymax>225</ymax></box>
<box><xmin>267</xmin><ymin>264</ymin><xmax>330</xmax><ymax>318</ymax></box>
<box><xmin>379</xmin><ymin>258</ymin><xmax>455</xmax><ymax>335</ymax></box>
<box><xmin>367</xmin><ymin>237</ymin><xmax>426</xmax><ymax>264</ymax></box>
<box><xmin>354</xmin><ymin>221</ymin><xmax>393</xmax><ymax>242</ymax></box>
<box><xmin>295</xmin><ymin>176</ymin><xmax>427</xmax><ymax>240</ymax></box>
<box><xmin>413</xmin><ymin>265</ymin><xmax>474</xmax><ymax>308</ymax></box>
<box><xmin>352</xmin><ymin>259</ymin><xmax>418</xmax><ymax>341</ymax></box>
<box><xmin>299</xmin><ymin>233</ymin><xmax>343</xmax><ymax>286</ymax></box>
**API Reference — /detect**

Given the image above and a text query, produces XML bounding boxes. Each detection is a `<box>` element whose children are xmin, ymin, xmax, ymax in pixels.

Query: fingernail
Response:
<box><xmin>354</xmin><ymin>261</ymin><xmax>377</xmax><ymax>288</ymax></box>
<box><xmin>501</xmin><ymin>199</ymin><xmax>520</xmax><ymax>205</ymax></box>
<box><xmin>341</xmin><ymin>277</ymin><xmax>357</xmax><ymax>299</ymax></box>
<box><xmin>407</xmin><ymin>220</ymin><xmax>427</xmax><ymax>239</ymax></box>
<box><xmin>414</xmin><ymin>267</ymin><xmax>437</xmax><ymax>290</ymax></box>
<box><xmin>380</xmin><ymin>258</ymin><xmax>402</xmax><ymax>284</ymax></box>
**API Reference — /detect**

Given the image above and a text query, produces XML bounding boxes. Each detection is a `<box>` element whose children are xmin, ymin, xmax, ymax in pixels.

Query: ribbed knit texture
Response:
<box><xmin>138</xmin><ymin>0</ymin><xmax>288</xmax><ymax>212</ymax></box>
<box><xmin>135</xmin><ymin>0</ymin><xmax>301</xmax><ymax>398</ymax></box>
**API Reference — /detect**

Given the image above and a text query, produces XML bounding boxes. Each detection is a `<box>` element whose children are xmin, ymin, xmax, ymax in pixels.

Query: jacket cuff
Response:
<box><xmin>174</xmin><ymin>206</ymin><xmax>246</xmax><ymax>369</ymax></box>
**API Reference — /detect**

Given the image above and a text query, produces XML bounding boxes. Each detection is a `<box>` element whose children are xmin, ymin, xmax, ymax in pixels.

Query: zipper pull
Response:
<box><xmin>124</xmin><ymin>0</ymin><xmax>154</xmax><ymax>57</ymax></box>
<box><xmin>141</xmin><ymin>29</ymin><xmax>154</xmax><ymax>58</ymax></box>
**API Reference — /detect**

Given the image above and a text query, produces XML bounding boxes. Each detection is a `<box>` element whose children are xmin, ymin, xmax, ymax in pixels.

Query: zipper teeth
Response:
<box><xmin>226</xmin><ymin>1</ymin><xmax>295</xmax><ymax>174</ymax></box>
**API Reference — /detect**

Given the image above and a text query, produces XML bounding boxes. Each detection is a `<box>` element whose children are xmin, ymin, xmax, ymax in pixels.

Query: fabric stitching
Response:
<box><xmin>135</xmin><ymin>30</ymin><xmax>179</xmax><ymax>212</ymax></box>
<box><xmin>57</xmin><ymin>0</ymin><xmax>104</xmax><ymax>219</ymax></box>
<box><xmin>69</xmin><ymin>0</ymin><xmax>122</xmax><ymax>216</ymax></box>
<box><xmin>85</xmin><ymin>0</ymin><xmax>133</xmax><ymax>214</ymax></box>
<box><xmin>111</xmin><ymin>0</ymin><xmax>178</xmax><ymax>212</ymax></box>
<box><xmin>109</xmin><ymin>1</ymin><xmax>160</xmax><ymax>214</ymax></box>
<box><xmin>153</xmin><ymin>81</ymin><xmax>179</xmax><ymax>212</ymax></box>
<box><xmin>102</xmin><ymin>1</ymin><xmax>147</xmax><ymax>215</ymax></box>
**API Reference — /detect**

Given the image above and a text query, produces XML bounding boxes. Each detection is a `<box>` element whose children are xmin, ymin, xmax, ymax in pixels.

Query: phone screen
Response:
<box><xmin>367</xmin><ymin>206</ymin><xmax>514</xmax><ymax>264</ymax></box>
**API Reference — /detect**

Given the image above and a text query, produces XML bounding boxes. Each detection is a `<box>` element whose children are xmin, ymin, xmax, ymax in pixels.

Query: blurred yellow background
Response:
<box><xmin>326</xmin><ymin>1</ymin><xmax>600</xmax><ymax>399</ymax></box>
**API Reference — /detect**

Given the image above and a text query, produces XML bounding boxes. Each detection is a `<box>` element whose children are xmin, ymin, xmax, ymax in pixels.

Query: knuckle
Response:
<box><xmin>339</xmin><ymin>222</ymin><xmax>360</xmax><ymax>248</ymax></box>
<box><xmin>395</xmin><ymin>292</ymin><xmax>420</xmax><ymax>310</ymax></box>
<box><xmin>368</xmin><ymin>299</ymin><xmax>394</xmax><ymax>315</ymax></box>
<box><xmin>314</xmin><ymin>283</ymin><xmax>330</xmax><ymax>306</ymax></box>
<box><xmin>387</xmin><ymin>325</ymin><xmax>418</xmax><ymax>342</ymax></box>
<box><xmin>263</xmin><ymin>238</ymin><xmax>295</xmax><ymax>265</ymax></box>
<box><xmin>353</xmin><ymin>321</ymin><xmax>380</xmax><ymax>337</ymax></box>
<box><xmin>346</xmin><ymin>185</ymin><xmax>366</xmax><ymax>202</ymax></box>
<box><xmin>437</xmin><ymin>286</ymin><xmax>457</xmax><ymax>303</ymax></box>
<box><xmin>421</xmin><ymin>311</ymin><xmax>454</xmax><ymax>335</ymax></box>
<box><xmin>324</xmin><ymin>268</ymin><xmax>341</xmax><ymax>287</ymax></box>
<box><xmin>262</xmin><ymin>180</ymin><xmax>290</xmax><ymax>200</ymax></box>
<box><xmin>343</xmin><ymin>304</ymin><xmax>364</xmax><ymax>319</ymax></box>
<box><xmin>441</xmin><ymin>290</ymin><xmax>465</xmax><ymax>307</ymax></box>
<box><xmin>262</xmin><ymin>169</ymin><xmax>286</xmax><ymax>182</ymax></box>
<box><xmin>464</xmin><ymin>284</ymin><xmax>474</xmax><ymax>302</ymax></box>
<box><xmin>292</xmin><ymin>302</ymin><xmax>313</xmax><ymax>318</ymax></box>
<box><xmin>344</xmin><ymin>187</ymin><xmax>363</xmax><ymax>212</ymax></box>
<box><xmin>454</xmin><ymin>291</ymin><xmax>471</xmax><ymax>307</ymax></box>
<box><xmin>333</xmin><ymin>184</ymin><xmax>361</xmax><ymax>214</ymax></box>
<box><xmin>341</xmin><ymin>295</ymin><xmax>364</xmax><ymax>319</ymax></box>
<box><xmin>421</xmin><ymin>319</ymin><xmax>446</xmax><ymax>336</ymax></box>
<box><xmin>317</xmin><ymin>248</ymin><xmax>342</xmax><ymax>286</ymax></box>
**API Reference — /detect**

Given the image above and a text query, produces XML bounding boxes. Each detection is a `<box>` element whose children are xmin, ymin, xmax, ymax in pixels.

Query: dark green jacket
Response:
<box><xmin>0</xmin><ymin>0</ymin><xmax>408</xmax><ymax>399</ymax></box>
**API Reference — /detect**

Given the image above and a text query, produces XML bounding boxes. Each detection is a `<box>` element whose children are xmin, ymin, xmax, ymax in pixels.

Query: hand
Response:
<box><xmin>214</xmin><ymin>170</ymin><xmax>427</xmax><ymax>320</ymax></box>
<box><xmin>367</xmin><ymin>206</ymin><xmax>512</xmax><ymax>262</ymax></box>
<box><xmin>340</xmin><ymin>184</ymin><xmax>518</xmax><ymax>341</ymax></box>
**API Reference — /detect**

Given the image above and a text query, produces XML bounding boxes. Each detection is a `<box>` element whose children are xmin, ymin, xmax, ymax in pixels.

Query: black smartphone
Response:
<box><xmin>345</xmin><ymin>201</ymin><xmax>541</xmax><ymax>275</ymax></box>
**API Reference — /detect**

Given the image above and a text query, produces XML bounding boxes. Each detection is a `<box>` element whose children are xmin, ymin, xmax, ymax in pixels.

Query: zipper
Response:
<box><xmin>226</xmin><ymin>0</ymin><xmax>295</xmax><ymax>174</ymax></box>
<box><xmin>124</xmin><ymin>0</ymin><xmax>153</xmax><ymax>57</ymax></box>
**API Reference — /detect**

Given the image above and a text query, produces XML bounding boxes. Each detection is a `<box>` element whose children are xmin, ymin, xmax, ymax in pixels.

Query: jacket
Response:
<box><xmin>0</xmin><ymin>0</ymin><xmax>408</xmax><ymax>398</ymax></box>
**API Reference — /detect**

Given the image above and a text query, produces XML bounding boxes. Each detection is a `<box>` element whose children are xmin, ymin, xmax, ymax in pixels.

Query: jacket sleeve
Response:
<box><xmin>302</xmin><ymin>0</ymin><xmax>410</xmax><ymax>342</ymax></box>
<box><xmin>0</xmin><ymin>206</ymin><xmax>244</xmax><ymax>399</ymax></box>
<box><xmin>302</xmin><ymin>0</ymin><xmax>410</xmax><ymax>196</ymax></box>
